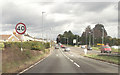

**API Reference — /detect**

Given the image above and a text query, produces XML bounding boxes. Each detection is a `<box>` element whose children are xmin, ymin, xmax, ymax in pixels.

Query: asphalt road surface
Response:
<box><xmin>22</xmin><ymin>47</ymin><xmax>118</xmax><ymax>73</ymax></box>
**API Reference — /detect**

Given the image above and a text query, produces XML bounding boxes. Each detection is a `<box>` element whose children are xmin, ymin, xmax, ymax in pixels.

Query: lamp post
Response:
<box><xmin>89</xmin><ymin>32</ymin><xmax>91</xmax><ymax>47</ymax></box>
<box><xmin>76</xmin><ymin>35</ymin><xmax>79</xmax><ymax>47</ymax></box>
<box><xmin>86</xmin><ymin>32</ymin><xmax>87</xmax><ymax>45</ymax></box>
<box><xmin>102</xmin><ymin>27</ymin><xmax>104</xmax><ymax>45</ymax></box>
<box><xmin>92</xmin><ymin>29</ymin><xmax>94</xmax><ymax>47</ymax></box>
<box><xmin>42</xmin><ymin>12</ymin><xmax>46</xmax><ymax>42</ymax></box>
<box><xmin>67</xmin><ymin>38</ymin><xmax>68</xmax><ymax>46</ymax></box>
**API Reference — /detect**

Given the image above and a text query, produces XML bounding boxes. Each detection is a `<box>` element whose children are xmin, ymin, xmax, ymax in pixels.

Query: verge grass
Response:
<box><xmin>85</xmin><ymin>54</ymin><xmax>119</xmax><ymax>65</ymax></box>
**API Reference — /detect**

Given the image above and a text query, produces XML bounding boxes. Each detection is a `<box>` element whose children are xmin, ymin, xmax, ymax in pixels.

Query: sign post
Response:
<box><xmin>73</xmin><ymin>39</ymin><xmax>76</xmax><ymax>44</ymax></box>
<box><xmin>73</xmin><ymin>39</ymin><xmax>77</xmax><ymax>47</ymax></box>
<box><xmin>15</xmin><ymin>22</ymin><xmax>26</xmax><ymax>51</ymax></box>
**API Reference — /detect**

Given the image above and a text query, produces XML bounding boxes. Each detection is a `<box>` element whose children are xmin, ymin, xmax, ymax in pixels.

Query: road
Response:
<box><xmin>20</xmin><ymin>47</ymin><xmax>118</xmax><ymax>74</ymax></box>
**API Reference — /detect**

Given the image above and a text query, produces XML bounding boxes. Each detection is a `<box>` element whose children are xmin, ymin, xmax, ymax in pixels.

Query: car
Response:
<box><xmin>62</xmin><ymin>46</ymin><xmax>65</xmax><ymax>48</ymax></box>
<box><xmin>58</xmin><ymin>43</ymin><xmax>62</xmax><ymax>46</ymax></box>
<box><xmin>87</xmin><ymin>46</ymin><xmax>92</xmax><ymax>50</ymax></box>
<box><xmin>55</xmin><ymin>44</ymin><xmax>59</xmax><ymax>49</ymax></box>
<box><xmin>64</xmin><ymin>47</ymin><xmax>70</xmax><ymax>52</ymax></box>
<box><xmin>61</xmin><ymin>45</ymin><xmax>65</xmax><ymax>48</ymax></box>
<box><xmin>61</xmin><ymin>45</ymin><xmax>63</xmax><ymax>48</ymax></box>
<box><xmin>101</xmin><ymin>45</ymin><xmax>111</xmax><ymax>53</ymax></box>
<box><xmin>81</xmin><ymin>45</ymin><xmax>86</xmax><ymax>49</ymax></box>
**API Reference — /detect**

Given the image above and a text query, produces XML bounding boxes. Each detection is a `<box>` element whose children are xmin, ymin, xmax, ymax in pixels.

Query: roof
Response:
<box><xmin>0</xmin><ymin>34</ymin><xmax>23</xmax><ymax>41</ymax></box>
<box><xmin>0</xmin><ymin>35</ymin><xmax>11</xmax><ymax>40</ymax></box>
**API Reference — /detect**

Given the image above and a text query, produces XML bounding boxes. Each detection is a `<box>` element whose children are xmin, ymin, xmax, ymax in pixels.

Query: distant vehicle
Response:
<box><xmin>55</xmin><ymin>44</ymin><xmax>59</xmax><ymax>49</ymax></box>
<box><xmin>81</xmin><ymin>45</ymin><xmax>86</xmax><ymax>49</ymax></box>
<box><xmin>61</xmin><ymin>45</ymin><xmax>63</xmax><ymax>47</ymax></box>
<box><xmin>64</xmin><ymin>47</ymin><xmax>70</xmax><ymax>52</ymax></box>
<box><xmin>62</xmin><ymin>46</ymin><xmax>65</xmax><ymax>48</ymax></box>
<box><xmin>111</xmin><ymin>46</ymin><xmax>120</xmax><ymax>49</ymax></box>
<box><xmin>87</xmin><ymin>46</ymin><xmax>92</xmax><ymax>50</ymax></box>
<box><xmin>101</xmin><ymin>45</ymin><xmax>111</xmax><ymax>53</ymax></box>
<box><xmin>58</xmin><ymin>43</ymin><xmax>62</xmax><ymax>46</ymax></box>
<box><xmin>61</xmin><ymin>45</ymin><xmax>65</xmax><ymax>48</ymax></box>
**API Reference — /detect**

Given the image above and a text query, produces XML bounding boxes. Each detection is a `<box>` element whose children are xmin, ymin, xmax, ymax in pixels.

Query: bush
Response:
<box><xmin>0</xmin><ymin>43</ymin><xmax>4</xmax><ymax>48</ymax></box>
<box><xmin>45</xmin><ymin>42</ymin><xmax>50</xmax><ymax>49</ymax></box>
<box><xmin>31</xmin><ymin>42</ymin><xmax>45</xmax><ymax>51</ymax></box>
<box><xmin>3</xmin><ymin>41</ymin><xmax>50</xmax><ymax>51</ymax></box>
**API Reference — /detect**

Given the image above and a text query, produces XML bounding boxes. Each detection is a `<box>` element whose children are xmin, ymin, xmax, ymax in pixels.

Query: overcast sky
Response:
<box><xmin>0</xmin><ymin>0</ymin><xmax>119</xmax><ymax>40</ymax></box>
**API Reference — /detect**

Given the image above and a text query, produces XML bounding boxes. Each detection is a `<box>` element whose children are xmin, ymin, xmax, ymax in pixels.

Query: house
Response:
<box><xmin>0</xmin><ymin>31</ymin><xmax>45</xmax><ymax>42</ymax></box>
<box><xmin>23</xmin><ymin>34</ymin><xmax>34</xmax><ymax>41</ymax></box>
<box><xmin>0</xmin><ymin>31</ymin><xmax>23</xmax><ymax>42</ymax></box>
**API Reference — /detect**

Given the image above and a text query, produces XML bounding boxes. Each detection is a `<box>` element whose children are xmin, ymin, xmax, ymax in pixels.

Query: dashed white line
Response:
<box><xmin>56</xmin><ymin>54</ymin><xmax>58</xmax><ymax>56</ymax></box>
<box><xmin>59</xmin><ymin>48</ymin><xmax>80</xmax><ymax>68</ymax></box>
<box><xmin>70</xmin><ymin>59</ymin><xmax>74</xmax><ymax>62</ymax></box>
<box><xmin>74</xmin><ymin>62</ymin><xmax>80</xmax><ymax>67</ymax></box>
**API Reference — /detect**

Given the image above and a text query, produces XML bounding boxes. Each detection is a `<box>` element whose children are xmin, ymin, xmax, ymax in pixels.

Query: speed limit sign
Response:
<box><xmin>15</xmin><ymin>23</ymin><xmax>26</xmax><ymax>34</ymax></box>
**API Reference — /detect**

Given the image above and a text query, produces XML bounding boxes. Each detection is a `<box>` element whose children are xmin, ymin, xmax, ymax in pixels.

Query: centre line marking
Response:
<box><xmin>74</xmin><ymin>62</ymin><xmax>80</xmax><ymax>67</ymax></box>
<box><xmin>56</xmin><ymin>54</ymin><xmax>58</xmax><ymax>56</ymax></box>
<box><xmin>70</xmin><ymin>59</ymin><xmax>74</xmax><ymax>62</ymax></box>
<box><xmin>60</xmin><ymin>48</ymin><xmax>80</xmax><ymax>68</ymax></box>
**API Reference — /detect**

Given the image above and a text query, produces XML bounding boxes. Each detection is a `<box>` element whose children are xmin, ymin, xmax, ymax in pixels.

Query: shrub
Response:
<box><xmin>0</xmin><ymin>43</ymin><xmax>4</xmax><ymax>48</ymax></box>
<box><xmin>31</xmin><ymin>42</ymin><xmax>45</xmax><ymax>51</ymax></box>
<box><xmin>4</xmin><ymin>41</ymin><xmax>50</xmax><ymax>51</ymax></box>
<box><xmin>45</xmin><ymin>42</ymin><xmax>50</xmax><ymax>49</ymax></box>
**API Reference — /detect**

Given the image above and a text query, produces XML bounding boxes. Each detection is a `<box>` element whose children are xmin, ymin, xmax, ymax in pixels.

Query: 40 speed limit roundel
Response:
<box><xmin>15</xmin><ymin>23</ymin><xmax>26</xmax><ymax>34</ymax></box>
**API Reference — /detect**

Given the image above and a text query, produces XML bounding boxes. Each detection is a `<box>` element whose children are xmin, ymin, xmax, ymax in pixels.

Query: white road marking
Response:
<box><xmin>56</xmin><ymin>54</ymin><xmax>58</xmax><ymax>56</ymax></box>
<box><xmin>74</xmin><ymin>62</ymin><xmax>80</xmax><ymax>67</ymax></box>
<box><xmin>59</xmin><ymin>48</ymin><xmax>80</xmax><ymax>68</ymax></box>
<box><xmin>70</xmin><ymin>59</ymin><xmax>74</xmax><ymax>62</ymax></box>
<box><xmin>17</xmin><ymin>49</ymin><xmax>53</xmax><ymax>75</ymax></box>
<box><xmin>67</xmin><ymin>57</ymin><xmax>70</xmax><ymax>59</ymax></box>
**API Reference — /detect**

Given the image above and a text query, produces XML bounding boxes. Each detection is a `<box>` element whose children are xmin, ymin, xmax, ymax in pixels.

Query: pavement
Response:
<box><xmin>20</xmin><ymin>47</ymin><xmax>118</xmax><ymax>74</ymax></box>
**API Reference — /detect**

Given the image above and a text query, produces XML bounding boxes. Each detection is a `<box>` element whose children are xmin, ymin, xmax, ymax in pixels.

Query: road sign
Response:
<box><xmin>97</xmin><ymin>43</ymin><xmax>104</xmax><ymax>46</ymax></box>
<box><xmin>73</xmin><ymin>39</ymin><xmax>76</xmax><ymax>44</ymax></box>
<box><xmin>15</xmin><ymin>23</ymin><xmax>26</xmax><ymax>34</ymax></box>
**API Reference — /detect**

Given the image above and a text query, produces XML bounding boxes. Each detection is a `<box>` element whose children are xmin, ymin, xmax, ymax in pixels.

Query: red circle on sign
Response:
<box><xmin>15</xmin><ymin>23</ymin><xmax>26</xmax><ymax>34</ymax></box>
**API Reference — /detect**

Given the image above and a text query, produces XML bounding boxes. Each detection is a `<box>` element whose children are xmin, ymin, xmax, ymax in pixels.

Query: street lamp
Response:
<box><xmin>76</xmin><ymin>35</ymin><xmax>79</xmax><ymax>46</ymax></box>
<box><xmin>86</xmin><ymin>31</ymin><xmax>87</xmax><ymax>45</ymax></box>
<box><xmin>92</xmin><ymin>29</ymin><xmax>94</xmax><ymax>47</ymax></box>
<box><xmin>102</xmin><ymin>27</ymin><xmax>104</xmax><ymax>45</ymax></box>
<box><xmin>42</xmin><ymin>12</ymin><xmax>46</xmax><ymax>42</ymax></box>
<box><xmin>89</xmin><ymin>32</ymin><xmax>91</xmax><ymax>47</ymax></box>
<box><xmin>67</xmin><ymin>38</ymin><xmax>68</xmax><ymax>46</ymax></box>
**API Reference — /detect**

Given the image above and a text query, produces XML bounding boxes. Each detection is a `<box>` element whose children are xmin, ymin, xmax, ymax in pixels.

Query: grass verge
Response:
<box><xmin>2</xmin><ymin>49</ymin><xmax>50</xmax><ymax>73</ymax></box>
<box><xmin>84</xmin><ymin>54</ymin><xmax>119</xmax><ymax>65</ymax></box>
<box><xmin>2</xmin><ymin>42</ymin><xmax>51</xmax><ymax>73</ymax></box>
<box><xmin>92</xmin><ymin>47</ymin><xmax>100</xmax><ymax>51</ymax></box>
<box><xmin>92</xmin><ymin>47</ymin><xmax>119</xmax><ymax>53</ymax></box>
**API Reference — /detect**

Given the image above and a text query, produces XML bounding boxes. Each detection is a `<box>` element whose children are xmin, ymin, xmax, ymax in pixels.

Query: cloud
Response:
<box><xmin>1</xmin><ymin>1</ymin><xmax>118</xmax><ymax>39</ymax></box>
